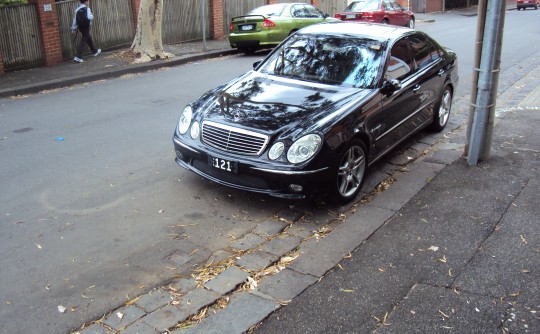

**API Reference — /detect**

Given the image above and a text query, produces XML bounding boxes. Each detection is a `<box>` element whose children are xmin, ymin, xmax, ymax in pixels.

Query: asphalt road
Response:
<box><xmin>1</xmin><ymin>8</ymin><xmax>539</xmax><ymax>334</ymax></box>
<box><xmin>0</xmin><ymin>55</ymin><xmax>289</xmax><ymax>333</ymax></box>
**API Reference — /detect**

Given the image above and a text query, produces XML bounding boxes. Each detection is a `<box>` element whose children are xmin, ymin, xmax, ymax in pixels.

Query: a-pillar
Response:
<box><xmin>28</xmin><ymin>0</ymin><xmax>62</xmax><ymax>66</ymax></box>
<box><xmin>210</xmin><ymin>0</ymin><xmax>224</xmax><ymax>40</ymax></box>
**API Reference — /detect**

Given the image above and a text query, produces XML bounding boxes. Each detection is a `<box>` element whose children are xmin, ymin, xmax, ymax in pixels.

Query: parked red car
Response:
<box><xmin>516</xmin><ymin>0</ymin><xmax>539</xmax><ymax>10</ymax></box>
<box><xmin>335</xmin><ymin>0</ymin><xmax>415</xmax><ymax>28</ymax></box>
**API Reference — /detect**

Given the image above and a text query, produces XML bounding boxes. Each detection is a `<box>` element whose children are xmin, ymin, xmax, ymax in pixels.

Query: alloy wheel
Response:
<box><xmin>337</xmin><ymin>145</ymin><xmax>366</xmax><ymax>198</ymax></box>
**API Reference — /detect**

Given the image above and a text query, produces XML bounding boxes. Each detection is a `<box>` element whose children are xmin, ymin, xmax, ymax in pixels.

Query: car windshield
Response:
<box><xmin>346</xmin><ymin>0</ymin><xmax>380</xmax><ymax>11</ymax></box>
<box><xmin>258</xmin><ymin>34</ymin><xmax>384</xmax><ymax>89</ymax></box>
<box><xmin>249</xmin><ymin>4</ymin><xmax>287</xmax><ymax>16</ymax></box>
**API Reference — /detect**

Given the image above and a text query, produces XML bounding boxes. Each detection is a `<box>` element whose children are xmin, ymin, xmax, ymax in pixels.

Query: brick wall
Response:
<box><xmin>131</xmin><ymin>0</ymin><xmax>141</xmax><ymax>30</ymax></box>
<box><xmin>210</xmin><ymin>0</ymin><xmax>224</xmax><ymax>39</ymax></box>
<box><xmin>29</xmin><ymin>0</ymin><xmax>63</xmax><ymax>66</ymax></box>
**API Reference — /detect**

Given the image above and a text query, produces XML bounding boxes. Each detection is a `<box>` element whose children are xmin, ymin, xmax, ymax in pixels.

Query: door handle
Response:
<box><xmin>412</xmin><ymin>84</ymin><xmax>421</xmax><ymax>92</ymax></box>
<box><xmin>438</xmin><ymin>69</ymin><xmax>445</xmax><ymax>77</ymax></box>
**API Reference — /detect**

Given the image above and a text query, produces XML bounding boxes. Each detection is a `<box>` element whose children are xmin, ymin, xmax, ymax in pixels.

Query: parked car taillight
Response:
<box><xmin>229</xmin><ymin>22</ymin><xmax>234</xmax><ymax>32</ymax></box>
<box><xmin>262</xmin><ymin>18</ymin><xmax>276</xmax><ymax>28</ymax></box>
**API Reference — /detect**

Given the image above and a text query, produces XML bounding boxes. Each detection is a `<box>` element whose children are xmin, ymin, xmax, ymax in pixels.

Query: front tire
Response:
<box><xmin>408</xmin><ymin>18</ymin><xmax>415</xmax><ymax>28</ymax></box>
<box><xmin>330</xmin><ymin>140</ymin><xmax>367</xmax><ymax>203</ymax></box>
<box><xmin>430</xmin><ymin>86</ymin><xmax>452</xmax><ymax>132</ymax></box>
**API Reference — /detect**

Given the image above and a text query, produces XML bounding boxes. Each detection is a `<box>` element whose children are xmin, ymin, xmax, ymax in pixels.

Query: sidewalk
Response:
<box><xmin>0</xmin><ymin>38</ymin><xmax>235</xmax><ymax>98</ymax></box>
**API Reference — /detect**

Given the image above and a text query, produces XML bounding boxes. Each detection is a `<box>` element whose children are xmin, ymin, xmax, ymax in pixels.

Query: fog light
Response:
<box><xmin>176</xmin><ymin>150</ymin><xmax>184</xmax><ymax>159</ymax></box>
<box><xmin>289</xmin><ymin>184</ymin><xmax>303</xmax><ymax>192</ymax></box>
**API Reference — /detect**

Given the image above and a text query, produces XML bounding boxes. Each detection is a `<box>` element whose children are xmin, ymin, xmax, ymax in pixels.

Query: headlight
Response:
<box><xmin>190</xmin><ymin>121</ymin><xmax>200</xmax><ymax>139</ymax></box>
<box><xmin>177</xmin><ymin>106</ymin><xmax>193</xmax><ymax>135</ymax></box>
<box><xmin>287</xmin><ymin>134</ymin><xmax>322</xmax><ymax>164</ymax></box>
<box><xmin>268</xmin><ymin>142</ymin><xmax>284</xmax><ymax>160</ymax></box>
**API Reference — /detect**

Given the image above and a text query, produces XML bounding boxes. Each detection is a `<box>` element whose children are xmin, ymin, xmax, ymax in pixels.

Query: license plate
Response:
<box><xmin>209</xmin><ymin>156</ymin><xmax>238</xmax><ymax>173</ymax></box>
<box><xmin>240</xmin><ymin>24</ymin><xmax>254</xmax><ymax>31</ymax></box>
<box><xmin>346</xmin><ymin>14</ymin><xmax>356</xmax><ymax>19</ymax></box>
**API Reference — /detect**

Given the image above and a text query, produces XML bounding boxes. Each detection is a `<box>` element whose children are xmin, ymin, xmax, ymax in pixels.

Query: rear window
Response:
<box><xmin>249</xmin><ymin>4</ymin><xmax>287</xmax><ymax>16</ymax></box>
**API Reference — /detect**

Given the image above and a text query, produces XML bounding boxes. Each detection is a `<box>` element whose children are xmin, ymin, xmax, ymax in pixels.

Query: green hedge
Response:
<box><xmin>0</xmin><ymin>0</ymin><xmax>27</xmax><ymax>7</ymax></box>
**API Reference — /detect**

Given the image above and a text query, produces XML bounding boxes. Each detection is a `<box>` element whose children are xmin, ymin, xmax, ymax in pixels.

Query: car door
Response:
<box><xmin>407</xmin><ymin>34</ymin><xmax>446</xmax><ymax>126</ymax></box>
<box><xmin>382</xmin><ymin>0</ymin><xmax>397</xmax><ymax>24</ymax></box>
<box><xmin>369</xmin><ymin>37</ymin><xmax>424</xmax><ymax>157</ymax></box>
<box><xmin>390</xmin><ymin>0</ymin><xmax>408</xmax><ymax>26</ymax></box>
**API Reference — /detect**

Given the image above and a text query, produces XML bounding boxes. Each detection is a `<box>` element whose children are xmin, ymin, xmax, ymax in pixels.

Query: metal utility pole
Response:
<box><xmin>201</xmin><ymin>0</ymin><xmax>207</xmax><ymax>51</ymax></box>
<box><xmin>466</xmin><ymin>0</ymin><xmax>507</xmax><ymax>165</ymax></box>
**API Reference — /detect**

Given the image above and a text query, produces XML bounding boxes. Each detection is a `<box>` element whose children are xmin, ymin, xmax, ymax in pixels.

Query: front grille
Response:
<box><xmin>202</xmin><ymin>121</ymin><xmax>268</xmax><ymax>156</ymax></box>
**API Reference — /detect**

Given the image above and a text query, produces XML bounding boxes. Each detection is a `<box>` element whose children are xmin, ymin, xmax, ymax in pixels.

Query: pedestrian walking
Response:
<box><xmin>71</xmin><ymin>0</ymin><xmax>101</xmax><ymax>63</ymax></box>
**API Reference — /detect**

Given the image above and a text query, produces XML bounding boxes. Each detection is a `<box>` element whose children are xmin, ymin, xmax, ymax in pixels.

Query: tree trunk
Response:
<box><xmin>130</xmin><ymin>0</ymin><xmax>173</xmax><ymax>63</ymax></box>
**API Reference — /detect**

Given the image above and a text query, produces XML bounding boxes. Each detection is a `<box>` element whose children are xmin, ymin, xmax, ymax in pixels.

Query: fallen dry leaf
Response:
<box><xmin>439</xmin><ymin>310</ymin><xmax>450</xmax><ymax>318</ymax></box>
<box><xmin>125</xmin><ymin>296</ymin><xmax>141</xmax><ymax>306</ymax></box>
<box><xmin>58</xmin><ymin>305</ymin><xmax>67</xmax><ymax>313</ymax></box>
<box><xmin>435</xmin><ymin>255</ymin><xmax>448</xmax><ymax>263</ymax></box>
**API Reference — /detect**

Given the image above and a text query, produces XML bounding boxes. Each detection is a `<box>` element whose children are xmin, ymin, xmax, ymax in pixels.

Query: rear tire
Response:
<box><xmin>329</xmin><ymin>139</ymin><xmax>367</xmax><ymax>204</ymax></box>
<box><xmin>430</xmin><ymin>86</ymin><xmax>452</xmax><ymax>132</ymax></box>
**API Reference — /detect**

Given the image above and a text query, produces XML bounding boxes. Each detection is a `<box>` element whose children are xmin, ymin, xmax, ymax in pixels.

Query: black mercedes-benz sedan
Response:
<box><xmin>173</xmin><ymin>22</ymin><xmax>458</xmax><ymax>203</ymax></box>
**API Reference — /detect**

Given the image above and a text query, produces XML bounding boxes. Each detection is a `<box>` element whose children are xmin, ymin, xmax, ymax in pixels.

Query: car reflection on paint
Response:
<box><xmin>173</xmin><ymin>22</ymin><xmax>458</xmax><ymax>203</ymax></box>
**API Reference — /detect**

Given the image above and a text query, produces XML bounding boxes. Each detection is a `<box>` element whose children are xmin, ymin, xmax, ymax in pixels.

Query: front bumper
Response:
<box><xmin>173</xmin><ymin>136</ymin><xmax>330</xmax><ymax>199</ymax></box>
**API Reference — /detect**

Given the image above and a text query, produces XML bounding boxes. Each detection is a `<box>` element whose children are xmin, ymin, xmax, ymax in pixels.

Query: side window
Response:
<box><xmin>304</xmin><ymin>5</ymin><xmax>323</xmax><ymax>18</ymax></box>
<box><xmin>409</xmin><ymin>35</ymin><xmax>440</xmax><ymax>70</ymax></box>
<box><xmin>391</xmin><ymin>1</ymin><xmax>404</xmax><ymax>10</ymax></box>
<box><xmin>383</xmin><ymin>0</ymin><xmax>394</xmax><ymax>10</ymax></box>
<box><xmin>385</xmin><ymin>39</ymin><xmax>414</xmax><ymax>80</ymax></box>
<box><xmin>291</xmin><ymin>5</ymin><xmax>306</xmax><ymax>18</ymax></box>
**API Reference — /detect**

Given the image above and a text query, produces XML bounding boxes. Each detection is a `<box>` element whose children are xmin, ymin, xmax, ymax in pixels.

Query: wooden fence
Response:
<box><xmin>0</xmin><ymin>4</ymin><xmax>43</xmax><ymax>70</ymax></box>
<box><xmin>222</xmin><ymin>0</ymin><xmax>265</xmax><ymax>35</ymax></box>
<box><xmin>56</xmin><ymin>0</ymin><xmax>135</xmax><ymax>59</ymax></box>
<box><xmin>162</xmin><ymin>0</ymin><xmax>211</xmax><ymax>44</ymax></box>
<box><xmin>318</xmin><ymin>0</ymin><xmax>349</xmax><ymax>15</ymax></box>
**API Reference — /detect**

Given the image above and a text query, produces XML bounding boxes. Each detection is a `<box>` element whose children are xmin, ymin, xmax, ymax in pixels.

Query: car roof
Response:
<box><xmin>299</xmin><ymin>21</ymin><xmax>413</xmax><ymax>43</ymax></box>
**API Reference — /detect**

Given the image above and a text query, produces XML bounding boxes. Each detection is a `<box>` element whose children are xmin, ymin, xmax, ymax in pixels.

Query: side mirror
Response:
<box><xmin>253</xmin><ymin>60</ymin><xmax>263</xmax><ymax>69</ymax></box>
<box><xmin>382</xmin><ymin>79</ymin><xmax>401</xmax><ymax>95</ymax></box>
<box><xmin>324</xmin><ymin>13</ymin><xmax>329</xmax><ymax>19</ymax></box>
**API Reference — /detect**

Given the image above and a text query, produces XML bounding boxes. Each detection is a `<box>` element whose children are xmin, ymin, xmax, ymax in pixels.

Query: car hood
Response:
<box><xmin>200</xmin><ymin>72</ymin><xmax>370</xmax><ymax>135</ymax></box>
